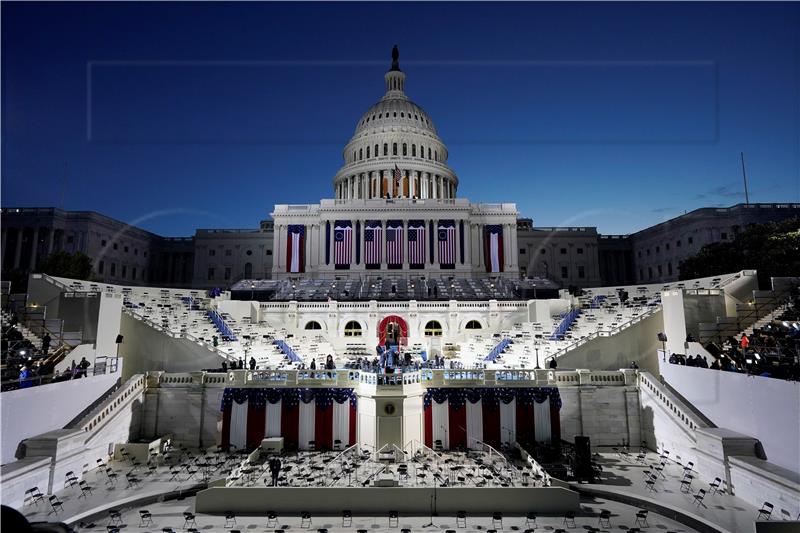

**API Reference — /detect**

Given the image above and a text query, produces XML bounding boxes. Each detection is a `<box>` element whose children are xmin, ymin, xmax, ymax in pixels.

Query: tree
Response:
<box><xmin>679</xmin><ymin>217</ymin><xmax>800</xmax><ymax>288</ymax></box>
<box><xmin>38</xmin><ymin>251</ymin><xmax>95</xmax><ymax>281</ymax></box>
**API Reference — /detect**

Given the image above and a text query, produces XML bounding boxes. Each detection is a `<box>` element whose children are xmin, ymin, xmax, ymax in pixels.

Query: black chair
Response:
<box><xmin>492</xmin><ymin>512</ymin><xmax>503</xmax><ymax>529</ymax></box>
<box><xmin>301</xmin><ymin>511</ymin><xmax>312</xmax><ymax>528</ymax></box>
<box><xmin>342</xmin><ymin>510</ymin><xmax>352</xmax><ymax>527</ymax></box>
<box><xmin>139</xmin><ymin>509</ymin><xmax>154</xmax><ymax>527</ymax></box>
<box><xmin>64</xmin><ymin>471</ymin><xmax>79</xmax><ymax>490</ymax></box>
<box><xmin>183</xmin><ymin>512</ymin><xmax>198</xmax><ymax>528</ymax></box>
<box><xmin>456</xmin><ymin>511</ymin><xmax>467</xmax><ymax>528</ymax></box>
<box><xmin>317</xmin><ymin>529</ymin><xmax>328</xmax><ymax>533</ymax></box>
<box><xmin>48</xmin><ymin>495</ymin><xmax>64</xmax><ymax>515</ymax></box>
<box><xmin>78</xmin><ymin>480</ymin><xmax>93</xmax><ymax>499</ymax></box>
<box><xmin>24</xmin><ymin>487</ymin><xmax>44</xmax><ymax>507</ymax></box>
<box><xmin>401</xmin><ymin>529</ymin><xmax>410</xmax><ymax>533</ymax></box>
<box><xmin>266</xmin><ymin>511</ymin><xmax>278</xmax><ymax>528</ymax></box>
<box><xmin>598</xmin><ymin>510</ymin><xmax>611</xmax><ymax>527</ymax></box>
<box><xmin>107</xmin><ymin>527</ymin><xmax>120</xmax><ymax>533</ymax></box>
<box><xmin>634</xmin><ymin>510</ymin><xmax>649</xmax><ymax>527</ymax></box>
<box><xmin>108</xmin><ymin>509</ymin><xmax>122</xmax><ymax>526</ymax></box>
<box><xmin>708</xmin><ymin>477</ymin><xmax>723</xmax><ymax>495</ymax></box>
<box><xmin>162</xmin><ymin>528</ymin><xmax>176</xmax><ymax>533</ymax></box>
<box><xmin>757</xmin><ymin>502</ymin><xmax>774</xmax><ymax>521</ymax></box>
<box><xmin>563</xmin><ymin>511</ymin><xmax>576</xmax><ymax>528</ymax></box>
<box><xmin>525</xmin><ymin>512</ymin><xmax>536</xmax><ymax>528</ymax></box>
<box><xmin>224</xmin><ymin>511</ymin><xmax>236</xmax><ymax>527</ymax></box>
<box><xmin>389</xmin><ymin>510</ymin><xmax>399</xmax><ymax>527</ymax></box>
<box><xmin>693</xmin><ymin>488</ymin><xmax>707</xmax><ymax>507</ymax></box>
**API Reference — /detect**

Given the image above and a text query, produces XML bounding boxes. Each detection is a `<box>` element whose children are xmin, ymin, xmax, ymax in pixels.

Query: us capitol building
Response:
<box><xmin>2</xmin><ymin>47</ymin><xmax>798</xmax><ymax>290</ymax></box>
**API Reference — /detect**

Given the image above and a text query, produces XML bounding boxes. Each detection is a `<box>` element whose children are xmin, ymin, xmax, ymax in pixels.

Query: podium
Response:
<box><xmin>261</xmin><ymin>437</ymin><xmax>284</xmax><ymax>454</ymax></box>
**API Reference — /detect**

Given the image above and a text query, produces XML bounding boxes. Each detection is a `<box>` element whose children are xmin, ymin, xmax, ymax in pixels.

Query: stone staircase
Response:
<box><xmin>1</xmin><ymin>309</ymin><xmax>43</xmax><ymax>349</ymax></box>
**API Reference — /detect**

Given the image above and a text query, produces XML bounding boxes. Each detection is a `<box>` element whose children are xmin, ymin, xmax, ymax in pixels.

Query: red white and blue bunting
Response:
<box><xmin>220</xmin><ymin>388</ymin><xmax>357</xmax><ymax>451</ymax></box>
<box><xmin>423</xmin><ymin>387</ymin><xmax>561</xmax><ymax>450</ymax></box>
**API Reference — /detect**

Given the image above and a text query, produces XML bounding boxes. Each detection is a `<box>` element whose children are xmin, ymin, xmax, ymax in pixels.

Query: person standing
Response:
<box><xmin>249</xmin><ymin>357</ymin><xmax>257</xmax><ymax>370</ymax></box>
<box><xmin>269</xmin><ymin>456</ymin><xmax>282</xmax><ymax>486</ymax></box>
<box><xmin>41</xmin><ymin>333</ymin><xmax>51</xmax><ymax>356</ymax></box>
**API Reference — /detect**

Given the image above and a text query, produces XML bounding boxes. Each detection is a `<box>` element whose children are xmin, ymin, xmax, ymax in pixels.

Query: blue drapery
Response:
<box><xmin>221</xmin><ymin>387</ymin><xmax>356</xmax><ymax>411</ymax></box>
<box><xmin>423</xmin><ymin>387</ymin><xmax>561</xmax><ymax>410</ymax></box>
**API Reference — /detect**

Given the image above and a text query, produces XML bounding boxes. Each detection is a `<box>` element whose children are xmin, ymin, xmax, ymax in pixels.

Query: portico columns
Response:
<box><xmin>13</xmin><ymin>228</ymin><xmax>23</xmax><ymax>269</ymax></box>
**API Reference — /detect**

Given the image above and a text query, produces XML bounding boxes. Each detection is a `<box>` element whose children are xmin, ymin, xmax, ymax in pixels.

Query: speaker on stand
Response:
<box><xmin>574</xmin><ymin>435</ymin><xmax>594</xmax><ymax>481</ymax></box>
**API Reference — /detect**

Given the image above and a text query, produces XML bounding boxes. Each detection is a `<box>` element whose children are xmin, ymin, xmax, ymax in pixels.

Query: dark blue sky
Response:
<box><xmin>3</xmin><ymin>2</ymin><xmax>799</xmax><ymax>236</ymax></box>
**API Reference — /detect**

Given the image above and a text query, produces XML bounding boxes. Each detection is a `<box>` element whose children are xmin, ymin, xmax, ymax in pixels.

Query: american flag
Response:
<box><xmin>393</xmin><ymin>165</ymin><xmax>402</xmax><ymax>196</ymax></box>
<box><xmin>386</xmin><ymin>221</ymin><xmax>403</xmax><ymax>267</ymax></box>
<box><xmin>408</xmin><ymin>221</ymin><xmax>425</xmax><ymax>266</ymax></box>
<box><xmin>438</xmin><ymin>220</ymin><xmax>456</xmax><ymax>266</ymax></box>
<box><xmin>364</xmin><ymin>221</ymin><xmax>382</xmax><ymax>266</ymax></box>
<box><xmin>334</xmin><ymin>221</ymin><xmax>352</xmax><ymax>268</ymax></box>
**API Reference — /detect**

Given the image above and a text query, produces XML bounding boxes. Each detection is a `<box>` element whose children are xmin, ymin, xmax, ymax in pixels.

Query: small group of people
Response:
<box><xmin>308</xmin><ymin>355</ymin><xmax>335</xmax><ymax>370</ymax></box>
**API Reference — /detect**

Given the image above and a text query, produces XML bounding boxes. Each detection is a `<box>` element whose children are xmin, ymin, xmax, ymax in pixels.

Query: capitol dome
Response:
<box><xmin>333</xmin><ymin>46</ymin><xmax>458</xmax><ymax>201</ymax></box>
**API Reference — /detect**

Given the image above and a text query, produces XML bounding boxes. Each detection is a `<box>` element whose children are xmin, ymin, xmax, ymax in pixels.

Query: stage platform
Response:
<box><xmin>195</xmin><ymin>485</ymin><xmax>580</xmax><ymax>515</ymax></box>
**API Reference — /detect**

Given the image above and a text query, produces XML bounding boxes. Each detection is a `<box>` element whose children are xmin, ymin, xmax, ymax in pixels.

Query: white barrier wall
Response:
<box><xmin>659</xmin><ymin>360</ymin><xmax>800</xmax><ymax>474</ymax></box>
<box><xmin>0</xmin><ymin>367</ymin><xmax>121</xmax><ymax>465</ymax></box>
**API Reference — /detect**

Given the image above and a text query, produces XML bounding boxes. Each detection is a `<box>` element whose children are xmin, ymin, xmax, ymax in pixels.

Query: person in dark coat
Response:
<box><xmin>41</xmin><ymin>333</ymin><xmax>51</xmax><ymax>356</ymax></box>
<box><xmin>249</xmin><ymin>357</ymin><xmax>257</xmax><ymax>370</ymax></box>
<box><xmin>268</xmin><ymin>456</ymin><xmax>282</xmax><ymax>486</ymax></box>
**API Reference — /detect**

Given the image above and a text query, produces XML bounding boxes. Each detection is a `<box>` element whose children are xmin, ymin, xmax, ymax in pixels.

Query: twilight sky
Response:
<box><xmin>2</xmin><ymin>1</ymin><xmax>799</xmax><ymax>237</ymax></box>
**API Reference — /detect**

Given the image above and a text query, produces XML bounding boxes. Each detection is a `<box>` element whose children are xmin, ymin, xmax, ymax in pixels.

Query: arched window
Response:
<box><xmin>428</xmin><ymin>147</ymin><xmax>432</xmax><ymax>159</ymax></box>
<box><xmin>366</xmin><ymin>146</ymin><xmax>370</xmax><ymax>158</ymax></box>
<box><xmin>434</xmin><ymin>150</ymin><xmax>438</xmax><ymax>162</ymax></box>
<box><xmin>424</xmin><ymin>320</ymin><xmax>443</xmax><ymax>336</ymax></box>
<box><xmin>244</xmin><ymin>262</ymin><xmax>253</xmax><ymax>279</ymax></box>
<box><xmin>305</xmin><ymin>321</ymin><xmax>322</xmax><ymax>330</ymax></box>
<box><xmin>412</xmin><ymin>144</ymin><xmax>416</xmax><ymax>157</ymax></box>
<box><xmin>402</xmin><ymin>143</ymin><xmax>407</xmax><ymax>156</ymax></box>
<box><xmin>375</xmin><ymin>144</ymin><xmax>379</xmax><ymax>157</ymax></box>
<box><xmin>393</xmin><ymin>143</ymin><xmax>398</xmax><ymax>156</ymax></box>
<box><xmin>344</xmin><ymin>321</ymin><xmax>362</xmax><ymax>337</ymax></box>
<box><xmin>359</xmin><ymin>148</ymin><xmax>363</xmax><ymax>160</ymax></box>
<box><xmin>353</xmin><ymin>151</ymin><xmax>356</xmax><ymax>162</ymax></box>
<box><xmin>465</xmin><ymin>320</ymin><xmax>482</xmax><ymax>330</ymax></box>
<box><xmin>384</xmin><ymin>143</ymin><xmax>388</xmax><ymax>156</ymax></box>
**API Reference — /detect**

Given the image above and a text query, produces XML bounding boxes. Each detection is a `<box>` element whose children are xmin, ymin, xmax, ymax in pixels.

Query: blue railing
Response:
<box><xmin>589</xmin><ymin>295</ymin><xmax>606</xmax><ymax>309</ymax></box>
<box><xmin>273</xmin><ymin>340</ymin><xmax>302</xmax><ymax>364</ymax></box>
<box><xmin>484</xmin><ymin>337</ymin><xmax>512</xmax><ymax>362</ymax></box>
<box><xmin>207</xmin><ymin>310</ymin><xmax>237</xmax><ymax>341</ymax></box>
<box><xmin>182</xmin><ymin>296</ymin><xmax>201</xmax><ymax>311</ymax></box>
<box><xmin>549</xmin><ymin>308</ymin><xmax>581</xmax><ymax>340</ymax></box>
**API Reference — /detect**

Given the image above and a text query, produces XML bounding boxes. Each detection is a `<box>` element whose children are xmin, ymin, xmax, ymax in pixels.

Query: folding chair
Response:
<box><xmin>301</xmin><ymin>511</ymin><xmax>312</xmax><ymax>528</ymax></box>
<box><xmin>756</xmin><ymin>502</ymin><xmax>774</xmax><ymax>521</ymax></box>
<box><xmin>139</xmin><ymin>510</ymin><xmax>154</xmax><ymax>527</ymax></box>
<box><xmin>491</xmin><ymin>512</ymin><xmax>503</xmax><ymax>529</ymax></box>
<box><xmin>225</xmin><ymin>511</ymin><xmax>237</xmax><ymax>528</ymax></box>
<box><xmin>78</xmin><ymin>480</ymin><xmax>93</xmax><ymax>499</ymax></box>
<box><xmin>108</xmin><ymin>509</ymin><xmax>122</xmax><ymax>526</ymax></box>
<box><xmin>598</xmin><ymin>510</ymin><xmax>611</xmax><ymax>527</ymax></box>
<box><xmin>48</xmin><ymin>496</ymin><xmax>64</xmax><ymax>515</ymax></box>
<box><xmin>457</xmin><ymin>511</ymin><xmax>467</xmax><ymax>528</ymax></box>
<box><xmin>708</xmin><ymin>477</ymin><xmax>723</xmax><ymax>495</ymax></box>
<box><xmin>634</xmin><ymin>510</ymin><xmax>649</xmax><ymax>527</ymax></box>
<box><xmin>183</xmin><ymin>512</ymin><xmax>198</xmax><ymax>529</ymax></box>
<box><xmin>266</xmin><ymin>511</ymin><xmax>278</xmax><ymax>528</ymax></box>
<box><xmin>342</xmin><ymin>510</ymin><xmax>352</xmax><ymax>527</ymax></box>
<box><xmin>389</xmin><ymin>510</ymin><xmax>399</xmax><ymax>527</ymax></box>
<box><xmin>24</xmin><ymin>487</ymin><xmax>44</xmax><ymax>507</ymax></box>
<box><xmin>693</xmin><ymin>489</ymin><xmax>707</xmax><ymax>507</ymax></box>
<box><xmin>563</xmin><ymin>511</ymin><xmax>577</xmax><ymax>528</ymax></box>
<box><xmin>524</xmin><ymin>512</ymin><xmax>536</xmax><ymax>528</ymax></box>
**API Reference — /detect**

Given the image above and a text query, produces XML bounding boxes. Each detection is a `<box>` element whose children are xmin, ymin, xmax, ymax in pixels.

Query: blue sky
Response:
<box><xmin>2</xmin><ymin>2</ymin><xmax>798</xmax><ymax>236</ymax></box>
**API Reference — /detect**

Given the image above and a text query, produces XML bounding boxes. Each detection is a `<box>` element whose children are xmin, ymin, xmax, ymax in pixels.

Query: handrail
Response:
<box><xmin>637</xmin><ymin>371</ymin><xmax>711</xmax><ymax>439</ymax></box>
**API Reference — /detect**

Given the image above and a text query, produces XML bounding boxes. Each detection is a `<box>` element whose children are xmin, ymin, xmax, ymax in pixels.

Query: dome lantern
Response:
<box><xmin>384</xmin><ymin>45</ymin><xmax>407</xmax><ymax>99</ymax></box>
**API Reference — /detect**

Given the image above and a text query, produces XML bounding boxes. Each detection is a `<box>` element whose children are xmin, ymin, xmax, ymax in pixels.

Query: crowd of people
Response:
<box><xmin>670</xmin><ymin>296</ymin><xmax>800</xmax><ymax>381</ymax></box>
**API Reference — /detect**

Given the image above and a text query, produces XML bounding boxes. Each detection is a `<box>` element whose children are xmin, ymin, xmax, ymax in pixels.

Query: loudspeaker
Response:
<box><xmin>115</xmin><ymin>335</ymin><xmax>124</xmax><ymax>344</ymax></box>
<box><xmin>575</xmin><ymin>436</ymin><xmax>591</xmax><ymax>466</ymax></box>
<box><xmin>574</xmin><ymin>435</ymin><xmax>593</xmax><ymax>480</ymax></box>
<box><xmin>657</xmin><ymin>332</ymin><xmax>668</xmax><ymax>342</ymax></box>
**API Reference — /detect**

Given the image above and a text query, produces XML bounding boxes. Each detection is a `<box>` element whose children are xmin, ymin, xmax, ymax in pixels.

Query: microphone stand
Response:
<box><xmin>422</xmin><ymin>471</ymin><xmax>439</xmax><ymax>527</ymax></box>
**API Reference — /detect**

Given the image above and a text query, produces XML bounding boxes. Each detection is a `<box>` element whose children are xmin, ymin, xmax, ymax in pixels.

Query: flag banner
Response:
<box><xmin>286</xmin><ymin>225</ymin><xmax>305</xmax><ymax>273</ymax></box>
<box><xmin>334</xmin><ymin>220</ymin><xmax>353</xmax><ymax>269</ymax></box>
<box><xmin>438</xmin><ymin>219</ymin><xmax>456</xmax><ymax>268</ymax></box>
<box><xmin>393</xmin><ymin>165</ymin><xmax>402</xmax><ymax>197</ymax></box>
<box><xmin>429</xmin><ymin>220</ymin><xmax>435</xmax><ymax>264</ymax></box>
<box><xmin>364</xmin><ymin>220</ymin><xmax>383</xmax><ymax>268</ymax></box>
<box><xmin>459</xmin><ymin>220</ymin><xmax>465</xmax><ymax>265</ymax></box>
<box><xmin>407</xmin><ymin>219</ymin><xmax>426</xmax><ymax>268</ymax></box>
<box><xmin>325</xmin><ymin>221</ymin><xmax>331</xmax><ymax>265</ymax></box>
<box><xmin>484</xmin><ymin>225</ymin><xmax>504</xmax><ymax>273</ymax></box>
<box><xmin>386</xmin><ymin>220</ymin><xmax>403</xmax><ymax>268</ymax></box>
<box><xmin>355</xmin><ymin>221</ymin><xmax>361</xmax><ymax>265</ymax></box>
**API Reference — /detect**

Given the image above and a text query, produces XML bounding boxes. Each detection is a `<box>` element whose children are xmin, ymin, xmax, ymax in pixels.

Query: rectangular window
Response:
<box><xmin>124</xmin><ymin>246</ymin><xmax>129</xmax><ymax>253</ymax></box>
<box><xmin>667</xmin><ymin>263</ymin><xmax>673</xmax><ymax>275</ymax></box>
<box><xmin>560</xmin><ymin>248</ymin><xmax>567</xmax><ymax>255</ymax></box>
<box><xmin>101</xmin><ymin>239</ymin><xmax>107</xmax><ymax>246</ymax></box>
<box><xmin>207</xmin><ymin>267</ymin><xmax>215</xmax><ymax>280</ymax></box>
<box><xmin>519</xmin><ymin>248</ymin><xmax>526</xmax><ymax>255</ymax></box>
<box><xmin>121</xmin><ymin>265</ymin><xmax>127</xmax><ymax>278</ymax></box>
<box><xmin>134</xmin><ymin>248</ymin><xmax>138</xmax><ymax>255</ymax></box>
<box><xmin>648</xmin><ymin>266</ymin><xmax>653</xmax><ymax>280</ymax></box>
<box><xmin>561</xmin><ymin>266</ymin><xmax>568</xmax><ymax>278</ymax></box>
<box><xmin>677</xmin><ymin>240</ymin><xmax>682</xmax><ymax>247</ymax></box>
<box><xmin>576</xmin><ymin>248</ymin><xmax>583</xmax><ymax>254</ymax></box>
<box><xmin>688</xmin><ymin>237</ymin><xmax>694</xmax><ymax>244</ymax></box>
<box><xmin>657</xmin><ymin>265</ymin><xmax>663</xmax><ymax>276</ymax></box>
<box><xmin>721</xmin><ymin>232</ymin><xmax>727</xmax><ymax>240</ymax></box>
<box><xmin>132</xmin><ymin>267</ymin><xmax>137</xmax><ymax>280</ymax></box>
<box><xmin>111</xmin><ymin>263</ymin><xmax>116</xmax><ymax>276</ymax></box>
<box><xmin>225</xmin><ymin>249</ymin><xmax>232</xmax><ymax>256</ymax></box>
<box><xmin>578</xmin><ymin>265</ymin><xmax>585</xmax><ymax>278</ymax></box>
<box><xmin>656</xmin><ymin>246</ymin><xmax>660</xmax><ymax>253</ymax></box>
<box><xmin>540</xmin><ymin>249</ymin><xmax>546</xmax><ymax>255</ymax></box>
<box><xmin>646</xmin><ymin>249</ymin><xmax>651</xmax><ymax>256</ymax></box>
<box><xmin>98</xmin><ymin>261</ymin><xmax>104</xmax><ymax>274</ymax></box>
<box><xmin>665</xmin><ymin>242</ymin><xmax>670</xmax><ymax>251</ymax></box>
<box><xmin>209</xmin><ymin>249</ymin><xmax>216</xmax><ymax>256</ymax></box>
<box><xmin>113</xmin><ymin>242</ymin><xmax>117</xmax><ymax>250</ymax></box>
<box><xmin>224</xmin><ymin>267</ymin><xmax>231</xmax><ymax>280</ymax></box>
